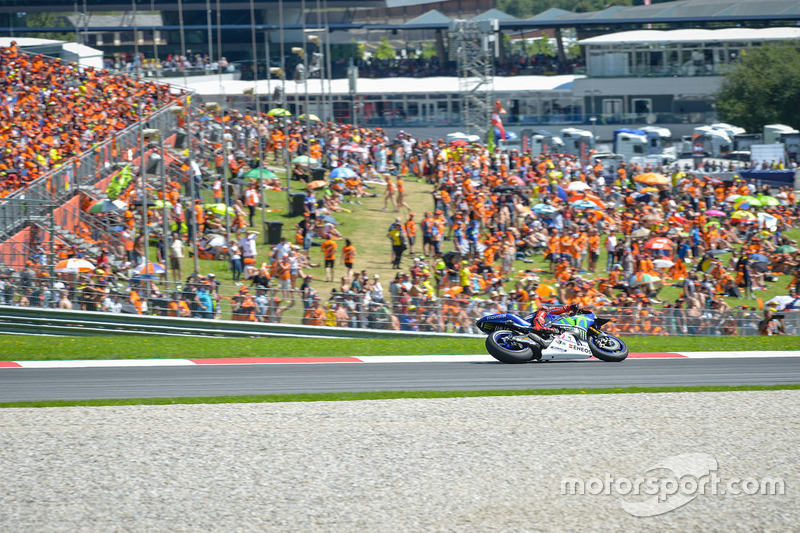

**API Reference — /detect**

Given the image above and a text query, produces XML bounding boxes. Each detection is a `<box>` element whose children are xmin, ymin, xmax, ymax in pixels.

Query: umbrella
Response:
<box><xmin>631</xmin><ymin>228</ymin><xmax>651</xmax><ymax>238</ymax></box>
<box><xmin>153</xmin><ymin>199</ymin><xmax>172</xmax><ymax>209</ymax></box>
<box><xmin>133</xmin><ymin>262</ymin><xmax>166</xmax><ymax>275</ymax></box>
<box><xmin>205</xmin><ymin>203</ymin><xmax>237</xmax><ymax>216</ymax></box>
<box><xmin>749</xmin><ymin>253</ymin><xmax>769</xmax><ymax>264</ymax></box>
<box><xmin>306</xmin><ymin>180</ymin><xmax>327</xmax><ymax>190</ymax></box>
<box><xmin>629</xmin><ymin>273</ymin><xmax>661</xmax><ymax>287</ymax></box>
<box><xmin>731</xmin><ymin>210</ymin><xmax>756</xmax><ymax>222</ymax></box>
<box><xmin>645</xmin><ymin>237</ymin><xmax>675</xmax><ymax>251</ymax></box>
<box><xmin>292</xmin><ymin>155</ymin><xmax>319</xmax><ymax>165</ymax></box>
<box><xmin>536</xmin><ymin>284</ymin><xmax>557</xmax><ymax>298</ymax></box>
<box><xmin>777</xmin><ymin>245</ymin><xmax>798</xmax><ymax>254</ymax></box>
<box><xmin>571</xmin><ymin>200</ymin><xmax>597</xmax><ymax>210</ymax></box>
<box><xmin>653</xmin><ymin>259</ymin><xmax>675</xmax><ymax>269</ymax></box>
<box><xmin>329</xmin><ymin>167</ymin><xmax>357</xmax><ymax>179</ymax></box>
<box><xmin>532</xmin><ymin>203</ymin><xmax>556</xmax><ymax>214</ymax></box>
<box><xmin>298</xmin><ymin>113</ymin><xmax>321</xmax><ymax>122</ymax></box>
<box><xmin>705</xmin><ymin>220</ymin><xmax>721</xmax><ymax>229</ymax></box>
<box><xmin>724</xmin><ymin>194</ymin><xmax>742</xmax><ymax>203</ymax></box>
<box><xmin>567</xmin><ymin>181</ymin><xmax>590</xmax><ymax>191</ymax></box>
<box><xmin>639</xmin><ymin>187</ymin><xmax>660</xmax><ymax>194</ymax></box>
<box><xmin>766</xmin><ymin>296</ymin><xmax>794</xmax><ymax>311</ymax></box>
<box><xmin>88</xmin><ymin>199</ymin><xmax>127</xmax><ymax>213</ymax></box>
<box><xmin>267</xmin><ymin>108</ymin><xmax>291</xmax><ymax>117</ymax></box>
<box><xmin>54</xmin><ymin>258</ymin><xmax>95</xmax><ymax>273</ymax></box>
<box><xmin>633</xmin><ymin>172</ymin><xmax>669</xmax><ymax>186</ymax></box>
<box><xmin>207</xmin><ymin>236</ymin><xmax>227</xmax><ymax>247</ymax></box>
<box><xmin>450</xmin><ymin>139</ymin><xmax>468</xmax><ymax>147</ymax></box>
<box><xmin>634</xmin><ymin>193</ymin><xmax>652</xmax><ymax>203</ymax></box>
<box><xmin>243</xmin><ymin>168</ymin><xmax>278</xmax><ymax>180</ymax></box>
<box><xmin>734</xmin><ymin>196</ymin><xmax>762</xmax><ymax>208</ymax></box>
<box><xmin>757</xmin><ymin>195</ymin><xmax>780</xmax><ymax>206</ymax></box>
<box><xmin>705</xmin><ymin>209</ymin><xmax>726</xmax><ymax>217</ymax></box>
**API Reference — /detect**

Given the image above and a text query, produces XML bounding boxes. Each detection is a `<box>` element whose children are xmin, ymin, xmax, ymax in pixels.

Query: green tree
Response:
<box><xmin>716</xmin><ymin>44</ymin><xmax>800</xmax><ymax>132</ymax></box>
<box><xmin>24</xmin><ymin>12</ymin><xmax>74</xmax><ymax>42</ymax></box>
<box><xmin>420</xmin><ymin>42</ymin><xmax>437</xmax><ymax>60</ymax></box>
<box><xmin>373</xmin><ymin>37</ymin><xmax>396</xmax><ymax>61</ymax></box>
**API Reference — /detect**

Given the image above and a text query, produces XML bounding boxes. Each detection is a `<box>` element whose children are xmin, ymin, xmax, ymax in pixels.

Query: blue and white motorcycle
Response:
<box><xmin>475</xmin><ymin>308</ymin><xmax>628</xmax><ymax>364</ymax></box>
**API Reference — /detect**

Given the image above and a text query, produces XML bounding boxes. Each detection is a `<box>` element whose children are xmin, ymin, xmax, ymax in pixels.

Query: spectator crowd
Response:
<box><xmin>1</xmin><ymin>43</ymin><xmax>800</xmax><ymax>337</ymax></box>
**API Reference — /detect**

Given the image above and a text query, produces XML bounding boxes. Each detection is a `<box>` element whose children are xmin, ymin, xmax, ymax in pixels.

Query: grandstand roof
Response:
<box><xmin>170</xmin><ymin>74</ymin><xmax>583</xmax><ymax>97</ymax></box>
<box><xmin>472</xmin><ymin>9</ymin><xmax>516</xmax><ymax>22</ymax></box>
<box><xmin>578</xmin><ymin>27</ymin><xmax>800</xmax><ymax>46</ymax></box>
<box><xmin>403</xmin><ymin>9</ymin><xmax>451</xmax><ymax>28</ymax></box>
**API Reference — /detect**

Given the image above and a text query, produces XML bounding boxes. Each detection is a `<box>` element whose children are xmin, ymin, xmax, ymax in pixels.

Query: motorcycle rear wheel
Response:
<box><xmin>588</xmin><ymin>333</ymin><xmax>629</xmax><ymax>362</ymax></box>
<box><xmin>486</xmin><ymin>330</ymin><xmax>536</xmax><ymax>364</ymax></box>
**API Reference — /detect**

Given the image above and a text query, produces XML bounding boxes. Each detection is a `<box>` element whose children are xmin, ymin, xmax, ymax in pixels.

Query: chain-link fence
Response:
<box><xmin>0</xmin><ymin>274</ymin><xmax>797</xmax><ymax>337</ymax></box>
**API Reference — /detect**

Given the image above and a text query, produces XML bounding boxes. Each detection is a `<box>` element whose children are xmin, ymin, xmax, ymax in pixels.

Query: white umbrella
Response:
<box><xmin>725</xmin><ymin>194</ymin><xmax>742</xmax><ymax>203</ymax></box>
<box><xmin>567</xmin><ymin>181</ymin><xmax>591</xmax><ymax>191</ymax></box>
<box><xmin>757</xmin><ymin>212</ymin><xmax>778</xmax><ymax>231</ymax></box>
<box><xmin>54</xmin><ymin>258</ymin><xmax>96</xmax><ymax>273</ymax></box>
<box><xmin>765</xmin><ymin>296</ymin><xmax>794</xmax><ymax>311</ymax></box>
<box><xmin>653</xmin><ymin>259</ymin><xmax>675</xmax><ymax>269</ymax></box>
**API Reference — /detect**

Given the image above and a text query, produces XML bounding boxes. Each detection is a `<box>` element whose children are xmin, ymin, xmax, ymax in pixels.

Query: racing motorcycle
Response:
<box><xmin>475</xmin><ymin>308</ymin><xmax>628</xmax><ymax>364</ymax></box>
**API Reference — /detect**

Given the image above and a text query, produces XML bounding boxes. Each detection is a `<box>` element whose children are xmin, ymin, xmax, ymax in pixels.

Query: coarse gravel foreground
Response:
<box><xmin>0</xmin><ymin>391</ymin><xmax>798</xmax><ymax>533</ymax></box>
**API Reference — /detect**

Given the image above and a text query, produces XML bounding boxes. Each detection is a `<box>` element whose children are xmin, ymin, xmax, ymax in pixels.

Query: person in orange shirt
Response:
<box><xmin>587</xmin><ymin>230</ymin><xmax>600</xmax><ymax>273</ymax></box>
<box><xmin>396</xmin><ymin>176</ymin><xmax>411</xmax><ymax>212</ymax></box>
<box><xmin>303</xmin><ymin>297</ymin><xmax>324</xmax><ymax>325</ymax></box>
<box><xmin>383</xmin><ymin>177</ymin><xmax>398</xmax><ymax>211</ymax></box>
<box><xmin>321</xmin><ymin>237</ymin><xmax>337</xmax><ymax>282</ymax></box>
<box><xmin>342</xmin><ymin>238</ymin><xmax>356</xmax><ymax>283</ymax></box>
<box><xmin>404</xmin><ymin>213</ymin><xmax>417</xmax><ymax>255</ymax></box>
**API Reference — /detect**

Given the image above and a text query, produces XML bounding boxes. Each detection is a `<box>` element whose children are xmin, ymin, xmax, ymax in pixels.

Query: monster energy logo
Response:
<box><xmin>558</xmin><ymin>316</ymin><xmax>589</xmax><ymax>340</ymax></box>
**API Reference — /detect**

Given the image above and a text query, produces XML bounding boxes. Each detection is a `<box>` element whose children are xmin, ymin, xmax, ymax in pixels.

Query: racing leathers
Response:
<box><xmin>526</xmin><ymin>304</ymin><xmax>579</xmax><ymax>335</ymax></box>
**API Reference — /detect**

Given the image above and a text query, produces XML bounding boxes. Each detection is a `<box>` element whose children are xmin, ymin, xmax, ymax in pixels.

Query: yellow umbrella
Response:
<box><xmin>730</xmin><ymin>210</ymin><xmax>756</xmax><ymax>221</ymax></box>
<box><xmin>633</xmin><ymin>172</ymin><xmax>670</xmax><ymax>186</ymax></box>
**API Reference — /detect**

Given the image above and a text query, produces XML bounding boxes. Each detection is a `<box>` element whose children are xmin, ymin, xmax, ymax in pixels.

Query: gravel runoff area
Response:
<box><xmin>1</xmin><ymin>391</ymin><xmax>798</xmax><ymax>532</ymax></box>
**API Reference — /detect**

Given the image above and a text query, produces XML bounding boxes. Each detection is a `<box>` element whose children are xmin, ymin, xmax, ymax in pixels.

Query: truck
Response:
<box><xmin>764</xmin><ymin>124</ymin><xmax>799</xmax><ymax>144</ymax></box>
<box><xmin>692</xmin><ymin>126</ymin><xmax>733</xmax><ymax>157</ymax></box>
<box><xmin>639</xmin><ymin>126</ymin><xmax>672</xmax><ymax>155</ymax></box>
<box><xmin>612</xmin><ymin>129</ymin><xmax>649</xmax><ymax>162</ymax></box>
<box><xmin>733</xmin><ymin>133</ymin><xmax>762</xmax><ymax>152</ymax></box>
<box><xmin>780</xmin><ymin>132</ymin><xmax>800</xmax><ymax>162</ymax></box>
<box><xmin>520</xmin><ymin>129</ymin><xmax>565</xmax><ymax>158</ymax></box>
<box><xmin>559</xmin><ymin>128</ymin><xmax>595</xmax><ymax>158</ymax></box>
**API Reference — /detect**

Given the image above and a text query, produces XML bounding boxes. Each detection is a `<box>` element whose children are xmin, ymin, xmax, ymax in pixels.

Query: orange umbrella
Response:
<box><xmin>568</xmin><ymin>193</ymin><xmax>605</xmax><ymax>208</ymax></box>
<box><xmin>634</xmin><ymin>172</ymin><xmax>670</xmax><ymax>186</ymax></box>
<box><xmin>536</xmin><ymin>284</ymin><xmax>557</xmax><ymax>298</ymax></box>
<box><xmin>54</xmin><ymin>258</ymin><xmax>95</xmax><ymax>273</ymax></box>
<box><xmin>639</xmin><ymin>187</ymin><xmax>659</xmax><ymax>194</ymax></box>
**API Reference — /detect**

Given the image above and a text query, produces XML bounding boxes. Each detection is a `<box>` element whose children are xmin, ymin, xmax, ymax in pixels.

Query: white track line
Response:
<box><xmin>2</xmin><ymin>351</ymin><xmax>800</xmax><ymax>369</ymax></box>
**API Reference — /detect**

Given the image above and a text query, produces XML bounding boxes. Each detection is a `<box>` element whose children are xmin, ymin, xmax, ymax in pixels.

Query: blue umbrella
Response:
<box><xmin>556</xmin><ymin>185</ymin><xmax>568</xmax><ymax>202</ymax></box>
<box><xmin>571</xmin><ymin>200</ymin><xmax>597</xmax><ymax>210</ymax></box>
<box><xmin>749</xmin><ymin>253</ymin><xmax>768</xmax><ymax>263</ymax></box>
<box><xmin>330</xmin><ymin>167</ymin><xmax>357</xmax><ymax>179</ymax></box>
<box><xmin>532</xmin><ymin>203</ymin><xmax>557</xmax><ymax>214</ymax></box>
<box><xmin>199</xmin><ymin>116</ymin><xmax>214</xmax><ymax>122</ymax></box>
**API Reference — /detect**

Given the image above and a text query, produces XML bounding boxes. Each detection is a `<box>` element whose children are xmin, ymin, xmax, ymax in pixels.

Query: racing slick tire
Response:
<box><xmin>588</xmin><ymin>333</ymin><xmax>629</xmax><ymax>362</ymax></box>
<box><xmin>486</xmin><ymin>329</ymin><xmax>536</xmax><ymax>364</ymax></box>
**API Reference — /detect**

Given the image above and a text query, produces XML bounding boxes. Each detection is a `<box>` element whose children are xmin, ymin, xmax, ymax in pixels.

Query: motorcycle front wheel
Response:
<box><xmin>588</xmin><ymin>333</ymin><xmax>629</xmax><ymax>362</ymax></box>
<box><xmin>486</xmin><ymin>329</ymin><xmax>536</xmax><ymax>364</ymax></box>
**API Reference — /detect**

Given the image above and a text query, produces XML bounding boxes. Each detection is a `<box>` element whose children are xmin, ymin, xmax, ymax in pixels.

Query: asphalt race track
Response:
<box><xmin>2</xmin><ymin>357</ymin><xmax>800</xmax><ymax>402</ymax></box>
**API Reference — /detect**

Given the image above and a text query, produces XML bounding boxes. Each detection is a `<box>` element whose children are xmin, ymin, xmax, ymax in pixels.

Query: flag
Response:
<box><xmin>495</xmin><ymin>100</ymin><xmax>507</xmax><ymax>114</ymax></box>
<box><xmin>491</xmin><ymin>111</ymin><xmax>505</xmax><ymax>141</ymax></box>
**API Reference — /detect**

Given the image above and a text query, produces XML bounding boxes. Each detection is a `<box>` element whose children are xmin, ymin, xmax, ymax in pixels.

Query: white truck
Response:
<box><xmin>764</xmin><ymin>124</ymin><xmax>799</xmax><ymax>144</ymax></box>
<box><xmin>639</xmin><ymin>126</ymin><xmax>672</xmax><ymax>155</ymax></box>
<box><xmin>693</xmin><ymin>126</ymin><xmax>733</xmax><ymax>157</ymax></box>
<box><xmin>559</xmin><ymin>127</ymin><xmax>595</xmax><ymax>158</ymax></box>
<box><xmin>612</xmin><ymin>129</ymin><xmax>649</xmax><ymax>162</ymax></box>
<box><xmin>520</xmin><ymin>129</ymin><xmax>565</xmax><ymax>157</ymax></box>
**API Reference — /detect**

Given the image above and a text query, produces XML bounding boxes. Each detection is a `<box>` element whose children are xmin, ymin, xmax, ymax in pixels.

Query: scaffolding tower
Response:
<box><xmin>450</xmin><ymin>19</ymin><xmax>498</xmax><ymax>137</ymax></box>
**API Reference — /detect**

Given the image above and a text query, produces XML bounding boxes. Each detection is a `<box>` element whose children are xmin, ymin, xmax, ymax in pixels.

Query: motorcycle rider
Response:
<box><xmin>525</xmin><ymin>303</ymin><xmax>582</xmax><ymax>336</ymax></box>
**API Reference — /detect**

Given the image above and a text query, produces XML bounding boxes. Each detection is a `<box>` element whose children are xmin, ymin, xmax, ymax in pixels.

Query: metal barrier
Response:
<box><xmin>0</xmin><ymin>305</ymin><xmax>479</xmax><ymax>339</ymax></box>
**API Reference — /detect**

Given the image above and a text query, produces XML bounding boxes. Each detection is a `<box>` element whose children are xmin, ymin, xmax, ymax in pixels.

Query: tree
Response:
<box><xmin>716</xmin><ymin>44</ymin><xmax>800</xmax><ymax>132</ymax></box>
<box><xmin>373</xmin><ymin>37</ymin><xmax>396</xmax><ymax>61</ymax></box>
<box><xmin>420</xmin><ymin>42</ymin><xmax>437</xmax><ymax>60</ymax></box>
<box><xmin>23</xmin><ymin>12</ymin><xmax>75</xmax><ymax>42</ymax></box>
